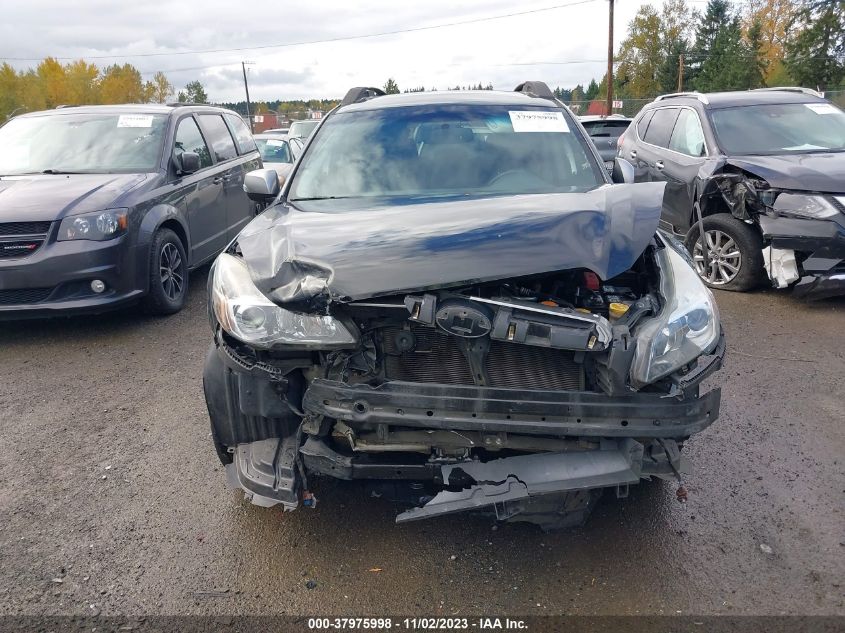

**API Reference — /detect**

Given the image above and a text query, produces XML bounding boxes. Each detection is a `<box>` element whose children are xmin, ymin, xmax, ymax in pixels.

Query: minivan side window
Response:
<box><xmin>174</xmin><ymin>116</ymin><xmax>212</xmax><ymax>170</ymax></box>
<box><xmin>643</xmin><ymin>108</ymin><xmax>680</xmax><ymax>148</ymax></box>
<box><xmin>669</xmin><ymin>109</ymin><xmax>707</xmax><ymax>157</ymax></box>
<box><xmin>224</xmin><ymin>113</ymin><xmax>257</xmax><ymax>155</ymax></box>
<box><xmin>199</xmin><ymin>114</ymin><xmax>238</xmax><ymax>162</ymax></box>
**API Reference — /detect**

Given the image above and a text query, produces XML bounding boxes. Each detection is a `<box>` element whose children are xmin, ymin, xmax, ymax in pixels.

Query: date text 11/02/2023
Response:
<box><xmin>307</xmin><ymin>618</ymin><xmax>528</xmax><ymax>630</ymax></box>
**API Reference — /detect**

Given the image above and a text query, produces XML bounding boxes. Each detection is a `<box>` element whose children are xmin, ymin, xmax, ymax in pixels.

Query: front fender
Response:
<box><xmin>137</xmin><ymin>203</ymin><xmax>191</xmax><ymax>262</ymax></box>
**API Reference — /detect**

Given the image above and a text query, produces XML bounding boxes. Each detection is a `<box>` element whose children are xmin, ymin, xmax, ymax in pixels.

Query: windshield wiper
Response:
<box><xmin>290</xmin><ymin>195</ymin><xmax>360</xmax><ymax>201</ymax></box>
<box><xmin>40</xmin><ymin>169</ymin><xmax>85</xmax><ymax>175</ymax></box>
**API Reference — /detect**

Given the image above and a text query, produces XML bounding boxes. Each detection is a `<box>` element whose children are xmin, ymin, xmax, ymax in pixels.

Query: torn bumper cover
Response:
<box><xmin>758</xmin><ymin>214</ymin><xmax>845</xmax><ymax>300</ymax></box>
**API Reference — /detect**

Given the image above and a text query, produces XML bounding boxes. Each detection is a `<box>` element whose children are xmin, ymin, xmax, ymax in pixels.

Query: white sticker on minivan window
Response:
<box><xmin>509</xmin><ymin>110</ymin><xmax>570</xmax><ymax>133</ymax></box>
<box><xmin>117</xmin><ymin>114</ymin><xmax>154</xmax><ymax>128</ymax></box>
<box><xmin>805</xmin><ymin>103</ymin><xmax>839</xmax><ymax>115</ymax></box>
<box><xmin>266</xmin><ymin>139</ymin><xmax>285</xmax><ymax>147</ymax></box>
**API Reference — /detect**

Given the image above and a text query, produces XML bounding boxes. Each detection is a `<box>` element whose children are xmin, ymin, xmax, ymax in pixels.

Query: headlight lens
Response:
<box><xmin>773</xmin><ymin>193</ymin><xmax>839</xmax><ymax>220</ymax></box>
<box><xmin>58</xmin><ymin>209</ymin><xmax>128</xmax><ymax>241</ymax></box>
<box><xmin>211</xmin><ymin>253</ymin><xmax>357</xmax><ymax>349</ymax></box>
<box><xmin>630</xmin><ymin>239</ymin><xmax>720</xmax><ymax>387</ymax></box>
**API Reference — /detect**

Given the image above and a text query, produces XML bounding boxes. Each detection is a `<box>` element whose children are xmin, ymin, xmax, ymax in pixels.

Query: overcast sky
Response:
<box><xmin>0</xmin><ymin>0</ymin><xmax>694</xmax><ymax>102</ymax></box>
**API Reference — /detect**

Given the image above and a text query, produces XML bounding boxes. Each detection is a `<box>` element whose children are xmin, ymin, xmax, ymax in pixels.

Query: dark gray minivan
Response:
<box><xmin>0</xmin><ymin>104</ymin><xmax>261</xmax><ymax>317</ymax></box>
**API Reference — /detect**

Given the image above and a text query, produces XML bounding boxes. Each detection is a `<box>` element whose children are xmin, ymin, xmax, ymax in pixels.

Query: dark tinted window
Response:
<box><xmin>224</xmin><ymin>113</ymin><xmax>257</xmax><ymax>154</ymax></box>
<box><xmin>582</xmin><ymin>120</ymin><xmax>630</xmax><ymax>137</ymax></box>
<box><xmin>669</xmin><ymin>109</ymin><xmax>706</xmax><ymax>156</ymax></box>
<box><xmin>198</xmin><ymin>114</ymin><xmax>237</xmax><ymax>162</ymax></box>
<box><xmin>643</xmin><ymin>108</ymin><xmax>680</xmax><ymax>148</ymax></box>
<box><xmin>173</xmin><ymin>116</ymin><xmax>212</xmax><ymax>170</ymax></box>
<box><xmin>636</xmin><ymin>110</ymin><xmax>655</xmax><ymax>139</ymax></box>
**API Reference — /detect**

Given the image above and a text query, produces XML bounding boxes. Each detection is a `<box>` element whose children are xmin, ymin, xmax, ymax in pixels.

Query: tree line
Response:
<box><xmin>0</xmin><ymin>58</ymin><xmax>211</xmax><ymax>120</ymax></box>
<box><xmin>561</xmin><ymin>0</ymin><xmax>844</xmax><ymax>106</ymax></box>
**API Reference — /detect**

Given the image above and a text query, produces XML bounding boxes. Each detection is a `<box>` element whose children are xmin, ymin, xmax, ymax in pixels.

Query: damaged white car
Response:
<box><xmin>203</xmin><ymin>82</ymin><xmax>725</xmax><ymax>529</ymax></box>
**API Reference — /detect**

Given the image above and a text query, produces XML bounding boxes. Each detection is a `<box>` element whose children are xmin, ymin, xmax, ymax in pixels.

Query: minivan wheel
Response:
<box><xmin>685</xmin><ymin>214</ymin><xmax>764</xmax><ymax>291</ymax></box>
<box><xmin>142</xmin><ymin>228</ymin><xmax>188</xmax><ymax>315</ymax></box>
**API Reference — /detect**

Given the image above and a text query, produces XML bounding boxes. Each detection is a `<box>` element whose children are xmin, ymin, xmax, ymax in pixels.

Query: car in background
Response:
<box><xmin>254</xmin><ymin>133</ymin><xmax>304</xmax><ymax>180</ymax></box>
<box><xmin>203</xmin><ymin>82</ymin><xmax>724</xmax><ymax>530</ymax></box>
<box><xmin>579</xmin><ymin>114</ymin><xmax>632</xmax><ymax>169</ymax></box>
<box><xmin>264</xmin><ymin>127</ymin><xmax>290</xmax><ymax>135</ymax></box>
<box><xmin>620</xmin><ymin>88</ymin><xmax>845</xmax><ymax>299</ymax></box>
<box><xmin>0</xmin><ymin>103</ymin><xmax>261</xmax><ymax>317</ymax></box>
<box><xmin>288</xmin><ymin>119</ymin><xmax>320</xmax><ymax>139</ymax></box>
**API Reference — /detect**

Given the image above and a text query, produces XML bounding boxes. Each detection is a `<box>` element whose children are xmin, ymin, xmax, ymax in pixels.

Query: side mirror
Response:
<box><xmin>611</xmin><ymin>157</ymin><xmax>635</xmax><ymax>184</ymax></box>
<box><xmin>243</xmin><ymin>168</ymin><xmax>281</xmax><ymax>203</ymax></box>
<box><xmin>179</xmin><ymin>152</ymin><xmax>201</xmax><ymax>175</ymax></box>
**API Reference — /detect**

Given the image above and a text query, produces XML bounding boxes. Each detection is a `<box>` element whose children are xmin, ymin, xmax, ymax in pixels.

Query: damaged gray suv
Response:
<box><xmin>621</xmin><ymin>88</ymin><xmax>845</xmax><ymax>299</ymax></box>
<box><xmin>203</xmin><ymin>82</ymin><xmax>725</xmax><ymax>529</ymax></box>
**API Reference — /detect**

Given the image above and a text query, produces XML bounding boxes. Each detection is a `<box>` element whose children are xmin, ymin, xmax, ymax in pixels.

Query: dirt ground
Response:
<box><xmin>1</xmin><ymin>268</ymin><xmax>842</xmax><ymax>616</ymax></box>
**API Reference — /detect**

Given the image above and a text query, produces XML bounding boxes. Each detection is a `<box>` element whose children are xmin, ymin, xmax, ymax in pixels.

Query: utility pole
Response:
<box><xmin>242</xmin><ymin>61</ymin><xmax>255</xmax><ymax>133</ymax></box>
<box><xmin>606</xmin><ymin>0</ymin><xmax>614</xmax><ymax>116</ymax></box>
<box><xmin>678</xmin><ymin>53</ymin><xmax>685</xmax><ymax>92</ymax></box>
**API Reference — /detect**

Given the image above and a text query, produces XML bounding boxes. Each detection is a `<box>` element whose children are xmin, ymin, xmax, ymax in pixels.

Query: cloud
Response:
<box><xmin>0</xmin><ymin>0</ymin><xmax>665</xmax><ymax>101</ymax></box>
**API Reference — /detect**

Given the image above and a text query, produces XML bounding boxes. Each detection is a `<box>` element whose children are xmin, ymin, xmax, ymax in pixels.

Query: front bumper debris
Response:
<box><xmin>395</xmin><ymin>438</ymin><xmax>644</xmax><ymax>523</ymax></box>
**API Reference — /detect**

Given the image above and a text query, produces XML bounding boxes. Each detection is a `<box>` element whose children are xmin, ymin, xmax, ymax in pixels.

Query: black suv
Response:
<box><xmin>0</xmin><ymin>104</ymin><xmax>261</xmax><ymax>317</ymax></box>
<box><xmin>203</xmin><ymin>82</ymin><xmax>725</xmax><ymax>529</ymax></box>
<box><xmin>619</xmin><ymin>88</ymin><xmax>845</xmax><ymax>299</ymax></box>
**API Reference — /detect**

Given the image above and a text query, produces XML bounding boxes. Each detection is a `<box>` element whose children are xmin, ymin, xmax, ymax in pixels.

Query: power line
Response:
<box><xmin>1</xmin><ymin>0</ymin><xmax>601</xmax><ymax>63</ymax></box>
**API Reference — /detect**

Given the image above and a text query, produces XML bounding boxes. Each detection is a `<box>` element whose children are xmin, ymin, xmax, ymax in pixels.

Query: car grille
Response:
<box><xmin>0</xmin><ymin>221</ymin><xmax>52</xmax><ymax>236</ymax></box>
<box><xmin>0</xmin><ymin>221</ymin><xmax>51</xmax><ymax>259</ymax></box>
<box><xmin>0</xmin><ymin>287</ymin><xmax>55</xmax><ymax>305</ymax></box>
<box><xmin>382</xmin><ymin>324</ymin><xmax>585</xmax><ymax>391</ymax></box>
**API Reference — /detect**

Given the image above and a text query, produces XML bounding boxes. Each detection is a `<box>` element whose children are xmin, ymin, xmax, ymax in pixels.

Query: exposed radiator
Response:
<box><xmin>382</xmin><ymin>324</ymin><xmax>584</xmax><ymax>391</ymax></box>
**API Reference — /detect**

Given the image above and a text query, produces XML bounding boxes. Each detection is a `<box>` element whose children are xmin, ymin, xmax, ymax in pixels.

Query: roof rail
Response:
<box><xmin>55</xmin><ymin>104</ymin><xmax>77</xmax><ymax>109</ymax></box>
<box><xmin>751</xmin><ymin>86</ymin><xmax>824</xmax><ymax>98</ymax></box>
<box><xmin>654</xmin><ymin>92</ymin><xmax>710</xmax><ymax>104</ymax></box>
<box><xmin>165</xmin><ymin>102</ymin><xmax>210</xmax><ymax>107</ymax></box>
<box><xmin>514</xmin><ymin>81</ymin><xmax>555</xmax><ymax>100</ymax></box>
<box><xmin>340</xmin><ymin>87</ymin><xmax>386</xmax><ymax>107</ymax></box>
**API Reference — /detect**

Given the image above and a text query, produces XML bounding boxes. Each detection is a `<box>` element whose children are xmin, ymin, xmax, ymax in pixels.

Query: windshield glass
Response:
<box><xmin>288</xmin><ymin>120</ymin><xmax>319</xmax><ymax>138</ymax></box>
<box><xmin>0</xmin><ymin>112</ymin><xmax>167</xmax><ymax>175</ymax></box>
<box><xmin>255</xmin><ymin>138</ymin><xmax>292</xmax><ymax>163</ymax></box>
<box><xmin>710</xmin><ymin>103</ymin><xmax>845</xmax><ymax>154</ymax></box>
<box><xmin>289</xmin><ymin>105</ymin><xmax>602</xmax><ymax>202</ymax></box>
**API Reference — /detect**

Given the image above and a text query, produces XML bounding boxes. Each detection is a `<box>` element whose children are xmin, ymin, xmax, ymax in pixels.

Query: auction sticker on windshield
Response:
<box><xmin>805</xmin><ymin>103</ymin><xmax>840</xmax><ymax>115</ymax></box>
<box><xmin>117</xmin><ymin>114</ymin><xmax>154</xmax><ymax>128</ymax></box>
<box><xmin>509</xmin><ymin>110</ymin><xmax>569</xmax><ymax>133</ymax></box>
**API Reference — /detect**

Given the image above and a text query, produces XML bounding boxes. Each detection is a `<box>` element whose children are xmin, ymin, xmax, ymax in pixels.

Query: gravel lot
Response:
<box><xmin>1</xmin><ymin>267</ymin><xmax>843</xmax><ymax>617</ymax></box>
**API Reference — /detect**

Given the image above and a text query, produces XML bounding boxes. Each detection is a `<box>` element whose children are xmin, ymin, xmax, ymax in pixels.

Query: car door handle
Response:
<box><xmin>655</xmin><ymin>160</ymin><xmax>665</xmax><ymax>170</ymax></box>
<box><xmin>212</xmin><ymin>176</ymin><xmax>224</xmax><ymax>184</ymax></box>
<box><xmin>629</xmin><ymin>150</ymin><xmax>637</xmax><ymax>159</ymax></box>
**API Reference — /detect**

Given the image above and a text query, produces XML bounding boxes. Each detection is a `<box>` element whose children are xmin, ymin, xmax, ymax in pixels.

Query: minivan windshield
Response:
<box><xmin>710</xmin><ymin>102</ymin><xmax>845</xmax><ymax>155</ymax></box>
<box><xmin>288</xmin><ymin>105</ymin><xmax>603</xmax><ymax>202</ymax></box>
<box><xmin>0</xmin><ymin>112</ymin><xmax>167</xmax><ymax>175</ymax></box>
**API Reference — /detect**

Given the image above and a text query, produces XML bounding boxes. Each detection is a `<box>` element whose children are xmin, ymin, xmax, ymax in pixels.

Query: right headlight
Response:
<box><xmin>211</xmin><ymin>253</ymin><xmax>357</xmax><ymax>350</ymax></box>
<box><xmin>773</xmin><ymin>193</ymin><xmax>840</xmax><ymax>220</ymax></box>
<box><xmin>630</xmin><ymin>239</ymin><xmax>721</xmax><ymax>388</ymax></box>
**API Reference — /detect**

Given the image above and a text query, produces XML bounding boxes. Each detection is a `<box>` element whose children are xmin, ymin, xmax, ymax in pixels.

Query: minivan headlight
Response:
<box><xmin>211</xmin><ymin>253</ymin><xmax>357</xmax><ymax>349</ymax></box>
<box><xmin>58</xmin><ymin>209</ymin><xmax>128</xmax><ymax>241</ymax></box>
<box><xmin>630</xmin><ymin>240</ymin><xmax>720</xmax><ymax>387</ymax></box>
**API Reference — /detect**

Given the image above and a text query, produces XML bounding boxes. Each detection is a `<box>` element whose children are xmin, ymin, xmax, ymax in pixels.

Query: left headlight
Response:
<box><xmin>773</xmin><ymin>193</ymin><xmax>840</xmax><ymax>220</ymax></box>
<box><xmin>58</xmin><ymin>209</ymin><xmax>128</xmax><ymax>241</ymax></box>
<box><xmin>211</xmin><ymin>252</ymin><xmax>358</xmax><ymax>350</ymax></box>
<box><xmin>630</xmin><ymin>239</ymin><xmax>721</xmax><ymax>388</ymax></box>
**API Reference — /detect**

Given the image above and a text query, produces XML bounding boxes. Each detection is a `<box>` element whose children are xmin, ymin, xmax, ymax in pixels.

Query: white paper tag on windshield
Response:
<box><xmin>117</xmin><ymin>114</ymin><xmax>154</xmax><ymax>128</ymax></box>
<box><xmin>266</xmin><ymin>139</ymin><xmax>284</xmax><ymax>147</ymax></box>
<box><xmin>509</xmin><ymin>111</ymin><xmax>569</xmax><ymax>132</ymax></box>
<box><xmin>805</xmin><ymin>103</ymin><xmax>838</xmax><ymax>115</ymax></box>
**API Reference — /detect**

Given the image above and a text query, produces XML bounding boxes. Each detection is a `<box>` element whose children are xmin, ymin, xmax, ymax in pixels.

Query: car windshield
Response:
<box><xmin>710</xmin><ymin>102</ymin><xmax>845</xmax><ymax>155</ymax></box>
<box><xmin>255</xmin><ymin>138</ymin><xmax>292</xmax><ymax>163</ymax></box>
<box><xmin>289</xmin><ymin>104</ymin><xmax>603</xmax><ymax>202</ymax></box>
<box><xmin>289</xmin><ymin>120</ymin><xmax>318</xmax><ymax>138</ymax></box>
<box><xmin>0</xmin><ymin>112</ymin><xmax>167</xmax><ymax>175</ymax></box>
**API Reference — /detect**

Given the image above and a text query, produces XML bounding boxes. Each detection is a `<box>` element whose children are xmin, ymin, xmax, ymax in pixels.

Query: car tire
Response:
<box><xmin>684</xmin><ymin>213</ymin><xmax>764</xmax><ymax>292</ymax></box>
<box><xmin>142</xmin><ymin>228</ymin><xmax>189</xmax><ymax>315</ymax></box>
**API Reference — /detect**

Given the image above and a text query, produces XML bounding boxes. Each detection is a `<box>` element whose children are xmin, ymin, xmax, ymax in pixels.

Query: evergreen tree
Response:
<box><xmin>784</xmin><ymin>0</ymin><xmax>845</xmax><ymax>90</ymax></box>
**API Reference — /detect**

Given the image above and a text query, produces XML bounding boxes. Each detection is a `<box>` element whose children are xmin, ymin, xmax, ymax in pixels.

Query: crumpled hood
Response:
<box><xmin>726</xmin><ymin>153</ymin><xmax>845</xmax><ymax>193</ymax></box>
<box><xmin>236</xmin><ymin>182</ymin><xmax>666</xmax><ymax>306</ymax></box>
<box><xmin>0</xmin><ymin>173</ymin><xmax>149</xmax><ymax>222</ymax></box>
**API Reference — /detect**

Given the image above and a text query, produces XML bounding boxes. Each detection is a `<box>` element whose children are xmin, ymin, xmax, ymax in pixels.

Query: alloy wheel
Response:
<box><xmin>159</xmin><ymin>242</ymin><xmax>184</xmax><ymax>301</ymax></box>
<box><xmin>692</xmin><ymin>229</ymin><xmax>742</xmax><ymax>286</ymax></box>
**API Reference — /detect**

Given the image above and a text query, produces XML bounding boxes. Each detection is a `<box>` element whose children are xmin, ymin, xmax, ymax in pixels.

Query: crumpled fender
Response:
<box><xmin>235</xmin><ymin>183</ymin><xmax>666</xmax><ymax>308</ymax></box>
